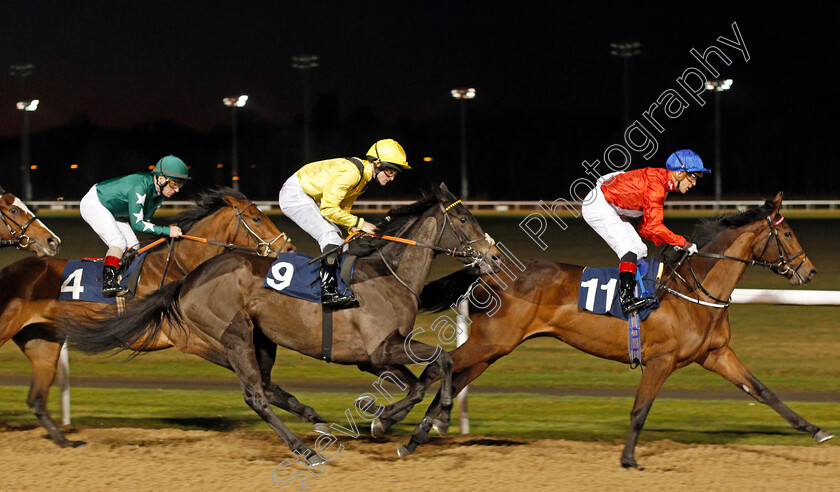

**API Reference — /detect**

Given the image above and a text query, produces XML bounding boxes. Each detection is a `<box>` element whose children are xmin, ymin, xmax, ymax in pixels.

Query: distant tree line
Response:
<box><xmin>1</xmin><ymin>92</ymin><xmax>836</xmax><ymax>201</ymax></box>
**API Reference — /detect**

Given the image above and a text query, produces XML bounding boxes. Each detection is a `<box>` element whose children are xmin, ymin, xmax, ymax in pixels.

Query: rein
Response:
<box><xmin>656</xmin><ymin>215</ymin><xmax>805</xmax><ymax>309</ymax></box>
<box><xmin>360</xmin><ymin>198</ymin><xmax>494</xmax><ymax>300</ymax></box>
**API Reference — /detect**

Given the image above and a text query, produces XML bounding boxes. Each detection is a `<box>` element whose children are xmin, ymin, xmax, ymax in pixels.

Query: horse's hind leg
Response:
<box><xmin>13</xmin><ymin>325</ymin><xmax>85</xmax><ymax>447</ymax></box>
<box><xmin>252</xmin><ymin>329</ymin><xmax>330</xmax><ymax>434</ymax></box>
<box><xmin>700</xmin><ymin>344</ymin><xmax>833</xmax><ymax>443</ymax></box>
<box><xmin>621</xmin><ymin>354</ymin><xmax>676</xmax><ymax>469</ymax></box>
<box><xmin>221</xmin><ymin>311</ymin><xmax>325</xmax><ymax>466</ymax></box>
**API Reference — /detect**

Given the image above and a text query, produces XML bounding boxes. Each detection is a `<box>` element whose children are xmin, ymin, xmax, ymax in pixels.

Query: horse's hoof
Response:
<box><xmin>620</xmin><ymin>458</ymin><xmax>639</xmax><ymax>469</ymax></box>
<box><xmin>306</xmin><ymin>451</ymin><xmax>326</xmax><ymax>466</ymax></box>
<box><xmin>371</xmin><ymin>418</ymin><xmax>385</xmax><ymax>438</ymax></box>
<box><xmin>312</xmin><ymin>423</ymin><xmax>331</xmax><ymax>435</ymax></box>
<box><xmin>431</xmin><ymin>418</ymin><xmax>449</xmax><ymax>436</ymax></box>
<box><xmin>59</xmin><ymin>439</ymin><xmax>87</xmax><ymax>448</ymax></box>
<box><xmin>396</xmin><ymin>445</ymin><xmax>412</xmax><ymax>458</ymax></box>
<box><xmin>814</xmin><ymin>429</ymin><xmax>835</xmax><ymax>443</ymax></box>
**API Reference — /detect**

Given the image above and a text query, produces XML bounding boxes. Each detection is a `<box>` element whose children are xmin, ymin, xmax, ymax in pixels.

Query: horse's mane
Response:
<box><xmin>132</xmin><ymin>187</ymin><xmax>246</xmax><ymax>260</ymax></box>
<box><xmin>170</xmin><ymin>187</ymin><xmax>247</xmax><ymax>233</ymax></box>
<box><xmin>692</xmin><ymin>198</ymin><xmax>775</xmax><ymax>248</ymax></box>
<box><xmin>375</xmin><ymin>192</ymin><xmax>439</xmax><ymax>236</ymax></box>
<box><xmin>349</xmin><ymin>187</ymin><xmax>441</xmax><ymax>258</ymax></box>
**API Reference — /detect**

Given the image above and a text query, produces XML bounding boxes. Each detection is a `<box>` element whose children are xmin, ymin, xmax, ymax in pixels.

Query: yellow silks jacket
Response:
<box><xmin>295</xmin><ymin>158</ymin><xmax>373</xmax><ymax>230</ymax></box>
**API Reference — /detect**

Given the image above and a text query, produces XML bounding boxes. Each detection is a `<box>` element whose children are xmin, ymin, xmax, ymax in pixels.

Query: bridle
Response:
<box><xmin>230</xmin><ymin>202</ymin><xmax>289</xmax><ymax>256</ymax></box>
<box><xmin>0</xmin><ymin>194</ymin><xmax>38</xmax><ymax>250</ymax></box>
<box><xmin>163</xmin><ymin>200</ymin><xmax>291</xmax><ymax>284</ymax></box>
<box><xmin>657</xmin><ymin>215</ymin><xmax>807</xmax><ymax>308</ymax></box>
<box><xmin>371</xmin><ymin>198</ymin><xmax>496</xmax><ymax>299</ymax></box>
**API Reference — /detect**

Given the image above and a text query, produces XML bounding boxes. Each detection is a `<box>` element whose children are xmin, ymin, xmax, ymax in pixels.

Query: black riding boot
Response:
<box><xmin>102</xmin><ymin>264</ymin><xmax>126</xmax><ymax>297</ymax></box>
<box><xmin>618</xmin><ymin>270</ymin><xmax>649</xmax><ymax>313</ymax></box>
<box><xmin>320</xmin><ymin>251</ymin><xmax>356</xmax><ymax>309</ymax></box>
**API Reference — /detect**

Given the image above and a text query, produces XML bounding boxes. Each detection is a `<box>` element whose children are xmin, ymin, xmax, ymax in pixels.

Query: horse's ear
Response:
<box><xmin>438</xmin><ymin>182</ymin><xmax>451</xmax><ymax>195</ymax></box>
<box><xmin>221</xmin><ymin>195</ymin><xmax>238</xmax><ymax>206</ymax></box>
<box><xmin>772</xmin><ymin>191</ymin><xmax>784</xmax><ymax>216</ymax></box>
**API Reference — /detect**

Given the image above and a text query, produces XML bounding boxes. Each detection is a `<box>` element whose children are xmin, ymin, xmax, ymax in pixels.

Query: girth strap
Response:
<box><xmin>321</xmin><ymin>307</ymin><xmax>334</xmax><ymax>362</ymax></box>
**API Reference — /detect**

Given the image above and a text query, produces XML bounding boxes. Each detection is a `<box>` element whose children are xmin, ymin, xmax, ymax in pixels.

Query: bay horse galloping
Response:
<box><xmin>0</xmin><ymin>186</ymin><xmax>60</xmax><ymax>256</ymax></box>
<box><xmin>378</xmin><ymin>192</ymin><xmax>833</xmax><ymax>467</ymax></box>
<box><xmin>0</xmin><ymin>188</ymin><xmax>293</xmax><ymax>447</ymax></box>
<box><xmin>63</xmin><ymin>183</ymin><xmax>500</xmax><ymax>463</ymax></box>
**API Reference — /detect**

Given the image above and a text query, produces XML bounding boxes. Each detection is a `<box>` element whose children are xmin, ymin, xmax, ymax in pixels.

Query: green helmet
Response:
<box><xmin>152</xmin><ymin>155</ymin><xmax>191</xmax><ymax>180</ymax></box>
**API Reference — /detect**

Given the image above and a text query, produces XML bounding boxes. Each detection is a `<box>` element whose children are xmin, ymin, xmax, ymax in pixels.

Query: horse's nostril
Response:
<box><xmin>48</xmin><ymin>237</ymin><xmax>57</xmax><ymax>245</ymax></box>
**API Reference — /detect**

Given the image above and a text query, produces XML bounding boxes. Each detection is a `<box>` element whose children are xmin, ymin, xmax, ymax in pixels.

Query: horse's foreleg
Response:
<box><xmin>220</xmin><ymin>311</ymin><xmax>325</xmax><ymax>466</ymax></box>
<box><xmin>252</xmin><ymin>328</ymin><xmax>330</xmax><ymax>433</ymax></box>
<box><xmin>700</xmin><ymin>345</ymin><xmax>833</xmax><ymax>443</ymax></box>
<box><xmin>358</xmin><ymin>364</ymin><xmax>420</xmax><ymax>437</ymax></box>
<box><xmin>376</xmin><ymin>336</ymin><xmax>505</xmax><ymax>435</ymax></box>
<box><xmin>621</xmin><ymin>355</ymin><xmax>676</xmax><ymax>469</ymax></box>
<box><xmin>370</xmin><ymin>334</ymin><xmax>453</xmax><ymax>457</ymax></box>
<box><xmin>13</xmin><ymin>325</ymin><xmax>85</xmax><ymax>447</ymax></box>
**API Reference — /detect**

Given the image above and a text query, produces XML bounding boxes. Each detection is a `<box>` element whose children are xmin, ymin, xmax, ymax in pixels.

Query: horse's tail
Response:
<box><xmin>419</xmin><ymin>268</ymin><xmax>482</xmax><ymax>313</ymax></box>
<box><xmin>62</xmin><ymin>278</ymin><xmax>185</xmax><ymax>357</ymax></box>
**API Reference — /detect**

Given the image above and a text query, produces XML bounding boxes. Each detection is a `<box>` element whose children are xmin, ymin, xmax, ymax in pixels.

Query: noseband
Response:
<box><xmin>0</xmin><ymin>194</ymin><xmax>38</xmax><ymax>249</ymax></box>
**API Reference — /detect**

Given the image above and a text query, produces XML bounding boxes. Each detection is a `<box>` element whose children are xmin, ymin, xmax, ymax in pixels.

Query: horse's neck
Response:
<box><xmin>687</xmin><ymin>229</ymin><xmax>759</xmax><ymax>301</ymax></box>
<box><xmin>385</xmin><ymin>216</ymin><xmax>439</xmax><ymax>296</ymax></box>
<box><xmin>139</xmin><ymin>210</ymin><xmax>237</xmax><ymax>286</ymax></box>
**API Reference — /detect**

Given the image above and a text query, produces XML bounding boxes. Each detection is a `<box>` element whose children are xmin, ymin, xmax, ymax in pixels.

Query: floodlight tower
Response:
<box><xmin>223</xmin><ymin>95</ymin><xmax>249</xmax><ymax>191</ymax></box>
<box><xmin>705</xmin><ymin>78</ymin><xmax>733</xmax><ymax>211</ymax></box>
<box><xmin>451</xmin><ymin>87</ymin><xmax>476</xmax><ymax>200</ymax></box>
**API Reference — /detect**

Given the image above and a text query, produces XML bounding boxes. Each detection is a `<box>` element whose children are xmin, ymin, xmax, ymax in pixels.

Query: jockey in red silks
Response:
<box><xmin>582</xmin><ymin>149</ymin><xmax>710</xmax><ymax>313</ymax></box>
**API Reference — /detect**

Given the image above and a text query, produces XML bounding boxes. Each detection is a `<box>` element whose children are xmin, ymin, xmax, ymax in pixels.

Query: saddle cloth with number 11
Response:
<box><xmin>577</xmin><ymin>258</ymin><xmax>663</xmax><ymax>321</ymax></box>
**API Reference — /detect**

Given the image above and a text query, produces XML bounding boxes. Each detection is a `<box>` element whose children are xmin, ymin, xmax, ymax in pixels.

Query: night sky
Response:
<box><xmin>1</xmin><ymin>2</ymin><xmax>838</xmax><ymax>198</ymax></box>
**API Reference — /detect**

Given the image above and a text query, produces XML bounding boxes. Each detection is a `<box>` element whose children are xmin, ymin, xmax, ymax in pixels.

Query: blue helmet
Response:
<box><xmin>665</xmin><ymin>150</ymin><xmax>711</xmax><ymax>174</ymax></box>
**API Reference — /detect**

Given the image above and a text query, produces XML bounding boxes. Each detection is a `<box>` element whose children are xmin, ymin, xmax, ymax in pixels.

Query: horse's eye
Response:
<box><xmin>252</xmin><ymin>216</ymin><xmax>261</xmax><ymax>223</ymax></box>
<box><xmin>460</xmin><ymin>217</ymin><xmax>467</xmax><ymax>224</ymax></box>
<box><xmin>10</xmin><ymin>207</ymin><xmax>17</xmax><ymax>215</ymax></box>
<box><xmin>784</xmin><ymin>232</ymin><xmax>791</xmax><ymax>238</ymax></box>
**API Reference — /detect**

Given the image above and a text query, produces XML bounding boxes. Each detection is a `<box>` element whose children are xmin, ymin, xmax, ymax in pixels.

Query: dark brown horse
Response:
<box><xmin>0</xmin><ymin>186</ymin><xmax>60</xmax><ymax>256</ymax></box>
<box><xmin>0</xmin><ymin>188</ymin><xmax>293</xmax><ymax>447</ymax></box>
<box><xmin>374</xmin><ymin>192</ymin><xmax>834</xmax><ymax>467</ymax></box>
<box><xmin>62</xmin><ymin>183</ymin><xmax>500</xmax><ymax>464</ymax></box>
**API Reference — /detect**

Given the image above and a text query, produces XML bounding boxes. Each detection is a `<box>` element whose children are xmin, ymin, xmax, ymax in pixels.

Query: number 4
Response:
<box><xmin>61</xmin><ymin>268</ymin><xmax>85</xmax><ymax>300</ymax></box>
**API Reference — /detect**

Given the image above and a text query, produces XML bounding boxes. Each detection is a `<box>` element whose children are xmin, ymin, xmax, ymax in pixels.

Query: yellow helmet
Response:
<box><xmin>366</xmin><ymin>139</ymin><xmax>410</xmax><ymax>171</ymax></box>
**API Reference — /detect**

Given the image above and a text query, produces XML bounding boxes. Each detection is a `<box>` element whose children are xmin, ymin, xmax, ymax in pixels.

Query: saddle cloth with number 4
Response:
<box><xmin>58</xmin><ymin>254</ymin><xmax>146</xmax><ymax>304</ymax></box>
<box><xmin>263</xmin><ymin>252</ymin><xmax>353</xmax><ymax>303</ymax></box>
<box><xmin>577</xmin><ymin>258</ymin><xmax>663</xmax><ymax>321</ymax></box>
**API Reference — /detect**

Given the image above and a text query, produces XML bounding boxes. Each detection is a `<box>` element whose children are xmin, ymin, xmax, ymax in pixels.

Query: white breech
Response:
<box><xmin>79</xmin><ymin>185</ymin><xmax>139</xmax><ymax>254</ymax></box>
<box><xmin>278</xmin><ymin>174</ymin><xmax>343</xmax><ymax>251</ymax></box>
<box><xmin>581</xmin><ymin>173</ymin><xmax>648</xmax><ymax>260</ymax></box>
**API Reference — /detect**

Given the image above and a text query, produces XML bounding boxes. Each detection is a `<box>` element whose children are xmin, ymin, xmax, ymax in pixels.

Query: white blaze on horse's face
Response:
<box><xmin>10</xmin><ymin>197</ymin><xmax>61</xmax><ymax>257</ymax></box>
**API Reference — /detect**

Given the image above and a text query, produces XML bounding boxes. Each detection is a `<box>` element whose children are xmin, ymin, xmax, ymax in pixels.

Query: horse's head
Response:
<box><xmin>0</xmin><ymin>190</ymin><xmax>60</xmax><ymax>256</ymax></box>
<box><xmin>171</xmin><ymin>188</ymin><xmax>294</xmax><ymax>257</ymax></box>
<box><xmin>753</xmin><ymin>192</ymin><xmax>816</xmax><ymax>285</ymax></box>
<box><xmin>219</xmin><ymin>193</ymin><xmax>295</xmax><ymax>256</ymax></box>
<box><xmin>431</xmin><ymin>183</ymin><xmax>501</xmax><ymax>274</ymax></box>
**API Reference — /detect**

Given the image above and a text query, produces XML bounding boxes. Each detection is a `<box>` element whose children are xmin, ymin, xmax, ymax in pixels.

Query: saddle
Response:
<box><xmin>577</xmin><ymin>258</ymin><xmax>663</xmax><ymax>321</ymax></box>
<box><xmin>263</xmin><ymin>252</ymin><xmax>355</xmax><ymax>303</ymax></box>
<box><xmin>58</xmin><ymin>254</ymin><xmax>146</xmax><ymax>305</ymax></box>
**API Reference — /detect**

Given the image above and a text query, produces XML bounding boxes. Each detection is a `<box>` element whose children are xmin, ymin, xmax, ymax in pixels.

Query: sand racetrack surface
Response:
<box><xmin>2</xmin><ymin>426</ymin><xmax>839</xmax><ymax>491</ymax></box>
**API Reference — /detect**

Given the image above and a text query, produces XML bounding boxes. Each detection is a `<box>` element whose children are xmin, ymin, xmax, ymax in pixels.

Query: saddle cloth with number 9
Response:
<box><xmin>262</xmin><ymin>252</ymin><xmax>353</xmax><ymax>303</ymax></box>
<box><xmin>577</xmin><ymin>258</ymin><xmax>663</xmax><ymax>321</ymax></box>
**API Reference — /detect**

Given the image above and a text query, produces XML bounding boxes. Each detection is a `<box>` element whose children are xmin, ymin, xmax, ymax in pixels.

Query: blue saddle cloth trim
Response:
<box><xmin>577</xmin><ymin>258</ymin><xmax>661</xmax><ymax>321</ymax></box>
<box><xmin>263</xmin><ymin>253</ymin><xmax>353</xmax><ymax>303</ymax></box>
<box><xmin>58</xmin><ymin>253</ymin><xmax>146</xmax><ymax>304</ymax></box>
